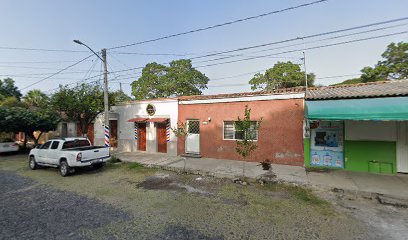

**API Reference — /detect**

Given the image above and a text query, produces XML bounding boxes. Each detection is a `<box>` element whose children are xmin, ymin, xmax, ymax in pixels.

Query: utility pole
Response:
<box><xmin>119</xmin><ymin>82</ymin><xmax>123</xmax><ymax>92</ymax></box>
<box><xmin>73</xmin><ymin>40</ymin><xmax>110</xmax><ymax>148</ymax></box>
<box><xmin>102</xmin><ymin>49</ymin><xmax>110</xmax><ymax>148</ymax></box>
<box><xmin>303</xmin><ymin>51</ymin><xmax>308</xmax><ymax>90</ymax></box>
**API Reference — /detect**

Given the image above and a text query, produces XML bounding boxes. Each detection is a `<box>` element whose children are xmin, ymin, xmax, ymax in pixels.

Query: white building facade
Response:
<box><xmin>94</xmin><ymin>98</ymin><xmax>178</xmax><ymax>156</ymax></box>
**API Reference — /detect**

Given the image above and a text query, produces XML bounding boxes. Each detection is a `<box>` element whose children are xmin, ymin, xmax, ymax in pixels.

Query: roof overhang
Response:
<box><xmin>146</xmin><ymin>118</ymin><xmax>168</xmax><ymax>123</ymax></box>
<box><xmin>127</xmin><ymin>118</ymin><xmax>148</xmax><ymax>123</ymax></box>
<box><xmin>305</xmin><ymin>96</ymin><xmax>408</xmax><ymax>121</ymax></box>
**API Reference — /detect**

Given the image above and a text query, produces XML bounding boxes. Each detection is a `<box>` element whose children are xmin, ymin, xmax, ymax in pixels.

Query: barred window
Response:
<box><xmin>223</xmin><ymin>121</ymin><xmax>259</xmax><ymax>140</ymax></box>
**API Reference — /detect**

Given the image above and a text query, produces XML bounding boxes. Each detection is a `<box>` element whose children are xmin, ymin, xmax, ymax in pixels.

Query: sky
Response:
<box><xmin>0</xmin><ymin>0</ymin><xmax>407</xmax><ymax>97</ymax></box>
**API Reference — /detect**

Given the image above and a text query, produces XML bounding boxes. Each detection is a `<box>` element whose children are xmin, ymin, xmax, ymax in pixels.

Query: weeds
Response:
<box><xmin>126</xmin><ymin>162</ymin><xmax>145</xmax><ymax>170</ymax></box>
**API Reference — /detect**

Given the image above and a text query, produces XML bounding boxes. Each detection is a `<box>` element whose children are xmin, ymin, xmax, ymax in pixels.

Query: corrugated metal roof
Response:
<box><xmin>306</xmin><ymin>80</ymin><xmax>408</xmax><ymax>100</ymax></box>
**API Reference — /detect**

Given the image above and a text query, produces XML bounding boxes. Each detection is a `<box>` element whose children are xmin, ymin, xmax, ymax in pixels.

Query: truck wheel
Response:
<box><xmin>60</xmin><ymin>161</ymin><xmax>70</xmax><ymax>177</ymax></box>
<box><xmin>29</xmin><ymin>156</ymin><xmax>37</xmax><ymax>170</ymax></box>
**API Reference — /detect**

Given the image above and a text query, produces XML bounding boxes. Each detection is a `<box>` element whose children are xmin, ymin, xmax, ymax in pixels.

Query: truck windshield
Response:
<box><xmin>62</xmin><ymin>140</ymin><xmax>90</xmax><ymax>149</ymax></box>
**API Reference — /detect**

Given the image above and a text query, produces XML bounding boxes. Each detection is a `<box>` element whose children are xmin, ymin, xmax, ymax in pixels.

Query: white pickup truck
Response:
<box><xmin>28</xmin><ymin>137</ymin><xmax>110</xmax><ymax>177</ymax></box>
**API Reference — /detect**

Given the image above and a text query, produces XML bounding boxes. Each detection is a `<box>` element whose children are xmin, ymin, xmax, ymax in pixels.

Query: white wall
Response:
<box><xmin>94</xmin><ymin>100</ymin><xmax>179</xmax><ymax>155</ymax></box>
<box><xmin>345</xmin><ymin>120</ymin><xmax>397</xmax><ymax>141</ymax></box>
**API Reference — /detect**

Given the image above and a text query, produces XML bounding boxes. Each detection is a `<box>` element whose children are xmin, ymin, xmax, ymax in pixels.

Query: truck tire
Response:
<box><xmin>60</xmin><ymin>160</ymin><xmax>70</xmax><ymax>177</ymax></box>
<box><xmin>29</xmin><ymin>156</ymin><xmax>37</xmax><ymax>170</ymax></box>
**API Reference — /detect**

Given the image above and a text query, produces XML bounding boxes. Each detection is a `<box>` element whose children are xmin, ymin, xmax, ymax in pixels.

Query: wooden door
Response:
<box><xmin>109</xmin><ymin>120</ymin><xmax>118</xmax><ymax>148</ymax></box>
<box><xmin>138</xmin><ymin>123</ymin><xmax>146</xmax><ymax>151</ymax></box>
<box><xmin>157</xmin><ymin>123</ymin><xmax>167</xmax><ymax>153</ymax></box>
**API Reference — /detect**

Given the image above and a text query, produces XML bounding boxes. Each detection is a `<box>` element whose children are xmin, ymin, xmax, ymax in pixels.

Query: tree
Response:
<box><xmin>0</xmin><ymin>78</ymin><xmax>22</xmax><ymax>101</ymax></box>
<box><xmin>249</xmin><ymin>61</ymin><xmax>315</xmax><ymax>90</ymax></box>
<box><xmin>111</xmin><ymin>90</ymin><xmax>132</xmax><ymax>103</ymax></box>
<box><xmin>336</xmin><ymin>41</ymin><xmax>408</xmax><ymax>85</ymax></box>
<box><xmin>51</xmin><ymin>83</ymin><xmax>122</xmax><ymax>136</ymax></box>
<box><xmin>131</xmin><ymin>59</ymin><xmax>209</xmax><ymax>100</ymax></box>
<box><xmin>234</xmin><ymin>106</ymin><xmax>262</xmax><ymax>179</ymax></box>
<box><xmin>23</xmin><ymin>90</ymin><xmax>49</xmax><ymax>109</ymax></box>
<box><xmin>0</xmin><ymin>106</ymin><xmax>60</xmax><ymax>146</ymax></box>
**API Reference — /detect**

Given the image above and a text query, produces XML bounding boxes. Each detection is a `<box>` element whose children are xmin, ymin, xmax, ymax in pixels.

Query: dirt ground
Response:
<box><xmin>1</xmin><ymin>154</ymin><xmax>407</xmax><ymax>239</ymax></box>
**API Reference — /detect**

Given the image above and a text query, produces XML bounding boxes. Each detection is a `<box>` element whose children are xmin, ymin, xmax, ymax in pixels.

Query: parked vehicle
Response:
<box><xmin>0</xmin><ymin>138</ymin><xmax>19</xmax><ymax>153</ymax></box>
<box><xmin>28</xmin><ymin>137</ymin><xmax>110</xmax><ymax>177</ymax></box>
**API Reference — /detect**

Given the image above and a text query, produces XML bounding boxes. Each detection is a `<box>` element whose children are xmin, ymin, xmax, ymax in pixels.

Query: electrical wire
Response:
<box><xmin>194</xmin><ymin>30</ymin><xmax>408</xmax><ymax>69</ymax></box>
<box><xmin>20</xmin><ymin>54</ymin><xmax>94</xmax><ymax>91</ymax></box>
<box><xmin>108</xmin><ymin>0</ymin><xmax>329</xmax><ymax>50</ymax></box>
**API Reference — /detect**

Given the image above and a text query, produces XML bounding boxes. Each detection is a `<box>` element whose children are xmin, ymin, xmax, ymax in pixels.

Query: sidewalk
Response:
<box><xmin>114</xmin><ymin>151</ymin><xmax>408</xmax><ymax>200</ymax></box>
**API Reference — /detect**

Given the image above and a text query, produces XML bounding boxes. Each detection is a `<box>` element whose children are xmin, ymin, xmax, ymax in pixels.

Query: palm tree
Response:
<box><xmin>23</xmin><ymin>90</ymin><xmax>49</xmax><ymax>108</ymax></box>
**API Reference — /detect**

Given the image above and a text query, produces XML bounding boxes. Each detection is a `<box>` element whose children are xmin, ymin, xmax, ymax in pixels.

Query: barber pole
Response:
<box><xmin>166</xmin><ymin>121</ymin><xmax>171</xmax><ymax>142</ymax></box>
<box><xmin>104</xmin><ymin>126</ymin><xmax>110</xmax><ymax>147</ymax></box>
<box><xmin>134</xmin><ymin>123</ymin><xmax>138</xmax><ymax>140</ymax></box>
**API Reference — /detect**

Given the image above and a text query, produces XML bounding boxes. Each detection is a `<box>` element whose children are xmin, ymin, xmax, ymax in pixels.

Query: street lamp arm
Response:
<box><xmin>73</xmin><ymin>40</ymin><xmax>104</xmax><ymax>62</ymax></box>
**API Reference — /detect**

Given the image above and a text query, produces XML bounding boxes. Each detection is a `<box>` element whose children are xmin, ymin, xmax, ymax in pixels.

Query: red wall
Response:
<box><xmin>178</xmin><ymin>99</ymin><xmax>304</xmax><ymax>166</ymax></box>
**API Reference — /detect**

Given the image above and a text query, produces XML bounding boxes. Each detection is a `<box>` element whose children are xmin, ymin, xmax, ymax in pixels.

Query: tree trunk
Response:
<box><xmin>33</xmin><ymin>132</ymin><xmax>43</xmax><ymax>146</ymax></box>
<box><xmin>23</xmin><ymin>132</ymin><xmax>28</xmax><ymax>148</ymax></box>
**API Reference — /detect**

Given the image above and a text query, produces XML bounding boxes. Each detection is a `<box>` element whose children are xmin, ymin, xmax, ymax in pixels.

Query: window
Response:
<box><xmin>223</xmin><ymin>121</ymin><xmax>259</xmax><ymax>140</ymax></box>
<box><xmin>51</xmin><ymin>141</ymin><xmax>60</xmax><ymax>149</ymax></box>
<box><xmin>62</xmin><ymin>140</ymin><xmax>91</xmax><ymax>149</ymax></box>
<box><xmin>41</xmin><ymin>141</ymin><xmax>52</xmax><ymax>149</ymax></box>
<box><xmin>187</xmin><ymin>120</ymin><xmax>200</xmax><ymax>134</ymax></box>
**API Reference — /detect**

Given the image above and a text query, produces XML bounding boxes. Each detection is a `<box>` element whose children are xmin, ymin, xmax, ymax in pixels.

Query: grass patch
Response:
<box><xmin>108</xmin><ymin>156</ymin><xmax>122</xmax><ymax>164</ymax></box>
<box><xmin>126</xmin><ymin>162</ymin><xmax>145</xmax><ymax>170</ymax></box>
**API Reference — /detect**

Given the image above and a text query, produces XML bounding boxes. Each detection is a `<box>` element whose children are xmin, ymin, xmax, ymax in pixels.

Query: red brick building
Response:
<box><xmin>177</xmin><ymin>88</ymin><xmax>305</xmax><ymax>166</ymax></box>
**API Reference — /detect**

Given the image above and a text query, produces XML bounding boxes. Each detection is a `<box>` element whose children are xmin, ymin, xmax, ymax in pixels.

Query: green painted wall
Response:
<box><xmin>344</xmin><ymin>140</ymin><xmax>396</xmax><ymax>174</ymax></box>
<box><xmin>304</xmin><ymin>138</ymin><xmax>311</xmax><ymax>167</ymax></box>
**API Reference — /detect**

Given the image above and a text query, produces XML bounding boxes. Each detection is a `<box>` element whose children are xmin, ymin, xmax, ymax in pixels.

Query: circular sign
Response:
<box><xmin>146</xmin><ymin>104</ymin><xmax>156</xmax><ymax>116</ymax></box>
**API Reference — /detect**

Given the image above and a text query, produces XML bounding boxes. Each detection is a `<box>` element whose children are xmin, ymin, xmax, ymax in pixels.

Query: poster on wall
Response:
<box><xmin>310</xmin><ymin>121</ymin><xmax>344</xmax><ymax>168</ymax></box>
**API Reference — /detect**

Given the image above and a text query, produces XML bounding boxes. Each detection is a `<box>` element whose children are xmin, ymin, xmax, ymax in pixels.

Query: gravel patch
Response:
<box><xmin>0</xmin><ymin>170</ymin><xmax>132</xmax><ymax>240</ymax></box>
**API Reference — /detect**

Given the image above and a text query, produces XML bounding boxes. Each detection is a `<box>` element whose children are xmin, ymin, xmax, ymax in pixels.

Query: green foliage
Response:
<box><xmin>131</xmin><ymin>59</ymin><xmax>209</xmax><ymax>100</ymax></box>
<box><xmin>0</xmin><ymin>96</ymin><xmax>27</xmax><ymax>108</ymax></box>
<box><xmin>127</xmin><ymin>162</ymin><xmax>145</xmax><ymax>170</ymax></box>
<box><xmin>330</xmin><ymin>78</ymin><xmax>364</xmax><ymax>86</ymax></box>
<box><xmin>234</xmin><ymin>106</ymin><xmax>262</xmax><ymax>159</ymax></box>
<box><xmin>360</xmin><ymin>42</ymin><xmax>408</xmax><ymax>82</ymax></box>
<box><xmin>0</xmin><ymin>78</ymin><xmax>22</xmax><ymax>101</ymax></box>
<box><xmin>0</xmin><ymin>106</ymin><xmax>60</xmax><ymax>144</ymax></box>
<box><xmin>111</xmin><ymin>90</ymin><xmax>132</xmax><ymax>103</ymax></box>
<box><xmin>51</xmin><ymin>83</ymin><xmax>122</xmax><ymax>135</ymax></box>
<box><xmin>249</xmin><ymin>61</ymin><xmax>315</xmax><ymax>90</ymax></box>
<box><xmin>23</xmin><ymin>90</ymin><xmax>50</xmax><ymax>108</ymax></box>
<box><xmin>171</xmin><ymin>121</ymin><xmax>188</xmax><ymax>139</ymax></box>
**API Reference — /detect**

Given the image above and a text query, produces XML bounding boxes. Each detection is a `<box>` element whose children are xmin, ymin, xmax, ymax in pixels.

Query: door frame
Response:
<box><xmin>185</xmin><ymin>119</ymin><xmax>200</xmax><ymax>154</ymax></box>
<box><xmin>397</xmin><ymin>121</ymin><xmax>408</xmax><ymax>173</ymax></box>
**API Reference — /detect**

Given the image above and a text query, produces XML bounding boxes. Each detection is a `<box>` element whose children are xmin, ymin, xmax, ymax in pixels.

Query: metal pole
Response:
<box><xmin>102</xmin><ymin>49</ymin><xmax>110</xmax><ymax>148</ymax></box>
<box><xmin>303</xmin><ymin>51</ymin><xmax>308</xmax><ymax>90</ymax></box>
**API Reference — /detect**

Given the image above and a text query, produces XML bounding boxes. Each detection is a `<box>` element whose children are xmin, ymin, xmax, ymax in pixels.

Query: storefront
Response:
<box><xmin>304</xmin><ymin>81</ymin><xmax>408</xmax><ymax>174</ymax></box>
<box><xmin>94</xmin><ymin>99</ymin><xmax>178</xmax><ymax>156</ymax></box>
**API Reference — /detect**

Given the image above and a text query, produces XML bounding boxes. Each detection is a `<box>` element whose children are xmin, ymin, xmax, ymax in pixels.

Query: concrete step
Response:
<box><xmin>182</xmin><ymin>153</ymin><xmax>201</xmax><ymax>158</ymax></box>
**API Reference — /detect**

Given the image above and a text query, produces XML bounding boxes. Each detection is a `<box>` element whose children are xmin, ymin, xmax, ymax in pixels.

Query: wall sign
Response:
<box><xmin>146</xmin><ymin>104</ymin><xmax>156</xmax><ymax>116</ymax></box>
<box><xmin>310</xmin><ymin>121</ymin><xmax>344</xmax><ymax>168</ymax></box>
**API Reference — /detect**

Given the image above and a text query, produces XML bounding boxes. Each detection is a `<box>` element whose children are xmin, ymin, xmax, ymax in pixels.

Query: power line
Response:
<box><xmin>194</xmin><ymin>22</ymin><xmax>408</xmax><ymax>64</ymax></box>
<box><xmin>104</xmin><ymin>17</ymin><xmax>408</xmax><ymax>75</ymax></box>
<box><xmin>194</xmin><ymin>30</ymin><xmax>408</xmax><ymax>69</ymax></box>
<box><xmin>20</xmin><ymin>54</ymin><xmax>94</xmax><ymax>91</ymax></box>
<box><xmin>108</xmin><ymin>0</ymin><xmax>328</xmax><ymax>50</ymax></box>
<box><xmin>0</xmin><ymin>46</ymin><xmax>88</xmax><ymax>53</ymax></box>
<box><xmin>188</xmin><ymin>16</ymin><xmax>408</xmax><ymax>61</ymax></box>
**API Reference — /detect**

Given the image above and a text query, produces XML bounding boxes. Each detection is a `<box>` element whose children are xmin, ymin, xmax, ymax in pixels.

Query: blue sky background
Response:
<box><xmin>1</xmin><ymin>0</ymin><xmax>407</xmax><ymax>96</ymax></box>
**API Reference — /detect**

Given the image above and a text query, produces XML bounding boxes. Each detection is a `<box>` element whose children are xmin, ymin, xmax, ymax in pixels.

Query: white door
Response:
<box><xmin>397</xmin><ymin>122</ymin><xmax>408</xmax><ymax>173</ymax></box>
<box><xmin>185</xmin><ymin>120</ymin><xmax>200</xmax><ymax>154</ymax></box>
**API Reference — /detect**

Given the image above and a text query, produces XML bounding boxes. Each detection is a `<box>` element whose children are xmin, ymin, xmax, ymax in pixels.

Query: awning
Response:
<box><xmin>127</xmin><ymin>118</ymin><xmax>148</xmax><ymax>123</ymax></box>
<box><xmin>146</xmin><ymin>118</ymin><xmax>168</xmax><ymax>123</ymax></box>
<box><xmin>305</xmin><ymin>97</ymin><xmax>408</xmax><ymax>121</ymax></box>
